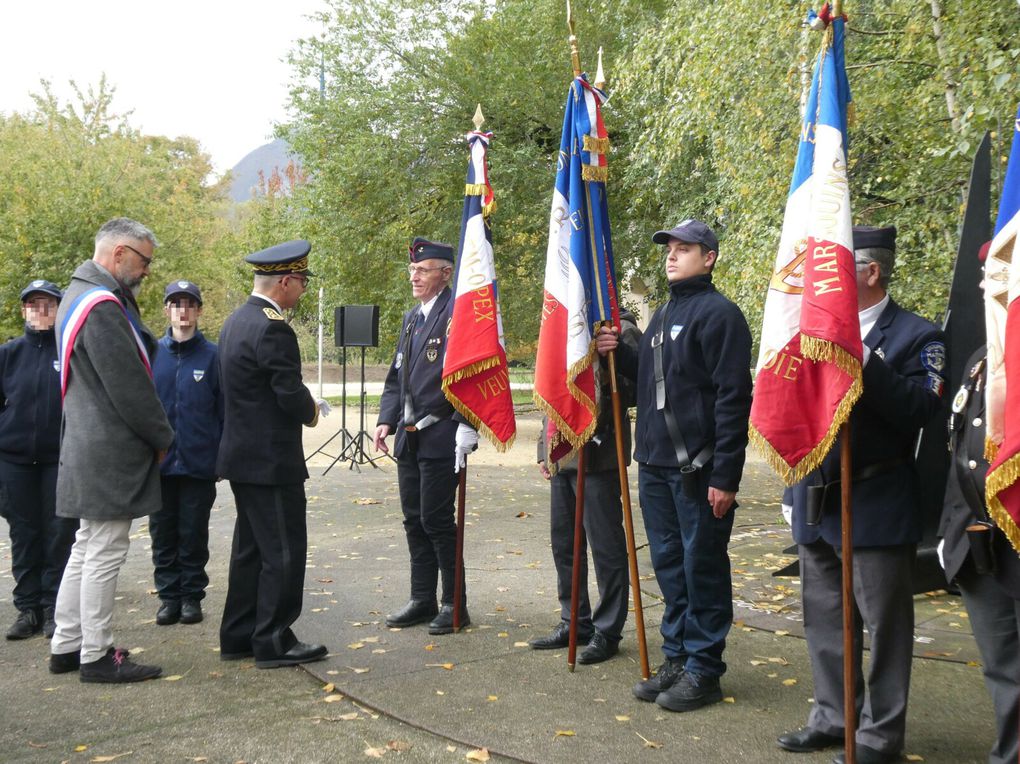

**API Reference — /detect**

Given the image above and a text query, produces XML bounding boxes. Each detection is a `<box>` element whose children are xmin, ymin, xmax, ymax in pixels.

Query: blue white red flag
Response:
<box><xmin>533</xmin><ymin>74</ymin><xmax>621</xmax><ymax>464</ymax></box>
<box><xmin>984</xmin><ymin>103</ymin><xmax>1020</xmax><ymax>553</ymax></box>
<box><xmin>442</xmin><ymin>130</ymin><xmax>516</xmax><ymax>450</ymax></box>
<box><xmin>749</xmin><ymin>10</ymin><xmax>862</xmax><ymax>484</ymax></box>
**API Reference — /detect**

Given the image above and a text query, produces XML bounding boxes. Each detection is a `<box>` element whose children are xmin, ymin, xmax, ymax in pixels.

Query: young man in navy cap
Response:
<box><xmin>596</xmin><ymin>219</ymin><xmax>753</xmax><ymax>712</ymax></box>
<box><xmin>150</xmin><ymin>280</ymin><xmax>222</xmax><ymax>627</ymax></box>
<box><xmin>375</xmin><ymin>237</ymin><xmax>478</xmax><ymax>635</ymax></box>
<box><xmin>217</xmin><ymin>240</ymin><xmax>330</xmax><ymax>668</ymax></box>
<box><xmin>0</xmin><ymin>280</ymin><xmax>77</xmax><ymax>640</ymax></box>
<box><xmin>777</xmin><ymin>226</ymin><xmax>946</xmax><ymax>764</ymax></box>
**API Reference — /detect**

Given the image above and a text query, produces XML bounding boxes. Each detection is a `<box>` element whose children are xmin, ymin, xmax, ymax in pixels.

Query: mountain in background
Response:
<box><xmin>227</xmin><ymin>138</ymin><xmax>295</xmax><ymax>203</ymax></box>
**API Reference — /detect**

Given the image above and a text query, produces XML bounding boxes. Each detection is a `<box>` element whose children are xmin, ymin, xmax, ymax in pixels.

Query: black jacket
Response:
<box><xmin>216</xmin><ymin>296</ymin><xmax>317</xmax><ymax>484</ymax></box>
<box><xmin>615</xmin><ymin>274</ymin><xmax>753</xmax><ymax>492</ymax></box>
<box><xmin>0</xmin><ymin>326</ymin><xmax>61</xmax><ymax>464</ymax></box>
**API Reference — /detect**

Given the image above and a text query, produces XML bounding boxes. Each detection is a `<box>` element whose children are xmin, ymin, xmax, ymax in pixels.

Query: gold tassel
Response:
<box><xmin>986</xmin><ymin>453</ymin><xmax>1020</xmax><ymax>555</ymax></box>
<box><xmin>985</xmin><ymin>437</ymin><xmax>1000</xmax><ymax>463</ymax></box>
<box><xmin>464</xmin><ymin>183</ymin><xmax>488</xmax><ymax>196</ymax></box>
<box><xmin>482</xmin><ymin>199</ymin><xmax>497</xmax><ymax>219</ymax></box>
<box><xmin>582</xmin><ymin>135</ymin><xmax>610</xmax><ymax>154</ymax></box>
<box><xmin>581</xmin><ymin>165</ymin><xmax>608</xmax><ymax>183</ymax></box>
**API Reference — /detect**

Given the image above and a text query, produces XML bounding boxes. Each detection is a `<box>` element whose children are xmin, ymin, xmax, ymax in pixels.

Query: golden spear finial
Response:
<box><xmin>594</xmin><ymin>46</ymin><xmax>606</xmax><ymax>89</ymax></box>
<box><xmin>566</xmin><ymin>0</ymin><xmax>582</xmax><ymax>77</ymax></box>
<box><xmin>472</xmin><ymin>103</ymin><xmax>485</xmax><ymax>131</ymax></box>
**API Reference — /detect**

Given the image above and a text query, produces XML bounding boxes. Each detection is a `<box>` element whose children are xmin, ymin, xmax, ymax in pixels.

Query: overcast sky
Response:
<box><xmin>2</xmin><ymin>0</ymin><xmax>324</xmax><ymax>176</ymax></box>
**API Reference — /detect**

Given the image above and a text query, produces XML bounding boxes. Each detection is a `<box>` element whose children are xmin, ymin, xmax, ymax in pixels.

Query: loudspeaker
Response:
<box><xmin>333</xmin><ymin>307</ymin><xmax>344</xmax><ymax>347</ymax></box>
<box><xmin>341</xmin><ymin>305</ymin><xmax>379</xmax><ymax>347</ymax></box>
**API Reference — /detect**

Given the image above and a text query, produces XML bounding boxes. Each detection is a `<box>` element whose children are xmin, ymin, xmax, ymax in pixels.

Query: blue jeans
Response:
<box><xmin>639</xmin><ymin>463</ymin><xmax>734</xmax><ymax>677</ymax></box>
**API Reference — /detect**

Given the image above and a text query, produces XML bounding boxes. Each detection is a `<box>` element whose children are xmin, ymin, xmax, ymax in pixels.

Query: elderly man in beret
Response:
<box><xmin>217</xmin><ymin>240</ymin><xmax>330</xmax><ymax>668</ymax></box>
<box><xmin>777</xmin><ymin>226</ymin><xmax>946</xmax><ymax>764</ymax></box>
<box><xmin>375</xmin><ymin>237</ymin><xmax>479</xmax><ymax>635</ymax></box>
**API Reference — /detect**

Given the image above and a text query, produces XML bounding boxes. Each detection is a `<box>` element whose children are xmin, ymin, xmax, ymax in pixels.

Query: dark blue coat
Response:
<box><xmin>0</xmin><ymin>326</ymin><xmax>61</xmax><ymax>464</ymax></box>
<box><xmin>153</xmin><ymin>329</ymin><xmax>223</xmax><ymax>480</ymax></box>
<box><xmin>378</xmin><ymin>287</ymin><xmax>462</xmax><ymax>460</ymax></box>
<box><xmin>791</xmin><ymin>299</ymin><xmax>946</xmax><ymax>548</ymax></box>
<box><xmin>615</xmin><ymin>274</ymin><xmax>753</xmax><ymax>493</ymax></box>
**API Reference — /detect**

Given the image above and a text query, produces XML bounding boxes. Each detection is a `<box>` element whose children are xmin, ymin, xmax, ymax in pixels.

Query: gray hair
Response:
<box><xmin>855</xmin><ymin>246</ymin><xmax>894</xmax><ymax>289</ymax></box>
<box><xmin>95</xmin><ymin>217</ymin><xmax>159</xmax><ymax>247</ymax></box>
<box><xmin>254</xmin><ymin>273</ymin><xmax>284</xmax><ymax>290</ymax></box>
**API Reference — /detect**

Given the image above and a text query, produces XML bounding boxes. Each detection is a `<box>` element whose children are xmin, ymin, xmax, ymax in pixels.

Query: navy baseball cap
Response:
<box><xmin>164</xmin><ymin>280</ymin><xmax>203</xmax><ymax>305</ymax></box>
<box><xmin>652</xmin><ymin>219</ymin><xmax>719</xmax><ymax>253</ymax></box>
<box><xmin>409</xmin><ymin>237</ymin><xmax>455</xmax><ymax>263</ymax></box>
<box><xmin>245</xmin><ymin>239</ymin><xmax>314</xmax><ymax>276</ymax></box>
<box><xmin>20</xmin><ymin>279</ymin><xmax>62</xmax><ymax>302</ymax></box>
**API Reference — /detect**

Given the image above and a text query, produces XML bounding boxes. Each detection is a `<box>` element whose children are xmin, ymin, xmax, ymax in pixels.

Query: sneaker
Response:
<box><xmin>6</xmin><ymin>608</ymin><xmax>42</xmax><ymax>640</ymax></box>
<box><xmin>49</xmin><ymin>650</ymin><xmax>81</xmax><ymax>674</ymax></box>
<box><xmin>80</xmin><ymin>647</ymin><xmax>162</xmax><ymax>684</ymax></box>
<box><xmin>180</xmin><ymin>599</ymin><xmax>203</xmax><ymax>624</ymax></box>
<box><xmin>42</xmin><ymin>607</ymin><xmax>56</xmax><ymax>639</ymax></box>
<box><xmin>156</xmin><ymin>600</ymin><xmax>181</xmax><ymax>626</ymax></box>
<box><xmin>655</xmin><ymin>671</ymin><xmax>723</xmax><ymax>712</ymax></box>
<box><xmin>633</xmin><ymin>657</ymin><xmax>684</xmax><ymax>702</ymax></box>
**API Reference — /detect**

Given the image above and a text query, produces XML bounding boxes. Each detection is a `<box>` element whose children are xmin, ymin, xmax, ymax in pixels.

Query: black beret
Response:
<box><xmin>245</xmin><ymin>240</ymin><xmax>314</xmax><ymax>276</ymax></box>
<box><xmin>852</xmin><ymin>225</ymin><xmax>896</xmax><ymax>252</ymax></box>
<box><xmin>409</xmin><ymin>237</ymin><xmax>454</xmax><ymax>263</ymax></box>
<box><xmin>20</xmin><ymin>279</ymin><xmax>62</xmax><ymax>302</ymax></box>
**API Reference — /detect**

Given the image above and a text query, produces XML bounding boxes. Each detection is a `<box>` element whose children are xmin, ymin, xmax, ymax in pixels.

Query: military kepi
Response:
<box><xmin>852</xmin><ymin>225</ymin><xmax>896</xmax><ymax>252</ymax></box>
<box><xmin>245</xmin><ymin>239</ymin><xmax>314</xmax><ymax>276</ymax></box>
<box><xmin>409</xmin><ymin>237</ymin><xmax>454</xmax><ymax>263</ymax></box>
<box><xmin>20</xmin><ymin>279</ymin><xmax>62</xmax><ymax>302</ymax></box>
<box><xmin>164</xmin><ymin>280</ymin><xmax>203</xmax><ymax>305</ymax></box>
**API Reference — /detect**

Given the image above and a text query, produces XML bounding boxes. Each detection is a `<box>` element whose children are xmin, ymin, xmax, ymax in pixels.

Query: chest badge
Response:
<box><xmin>193</xmin><ymin>369</ymin><xmax>205</xmax><ymax>382</ymax></box>
<box><xmin>52</xmin><ymin>359</ymin><xmax>59</xmax><ymax>372</ymax></box>
<box><xmin>670</xmin><ymin>324</ymin><xmax>684</xmax><ymax>341</ymax></box>
<box><xmin>395</xmin><ymin>351</ymin><xmax>403</xmax><ymax>370</ymax></box>
<box><xmin>874</xmin><ymin>347</ymin><xmax>885</xmax><ymax>361</ymax></box>
<box><xmin>951</xmin><ymin>385</ymin><xmax>969</xmax><ymax>414</ymax></box>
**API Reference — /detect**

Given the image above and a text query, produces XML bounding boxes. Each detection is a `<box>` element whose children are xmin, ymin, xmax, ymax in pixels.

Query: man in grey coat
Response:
<box><xmin>49</xmin><ymin>218</ymin><xmax>175</xmax><ymax>683</ymax></box>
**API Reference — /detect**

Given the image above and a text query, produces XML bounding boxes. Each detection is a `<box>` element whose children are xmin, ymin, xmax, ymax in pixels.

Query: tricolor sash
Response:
<box><xmin>59</xmin><ymin>287</ymin><xmax>152</xmax><ymax>399</ymax></box>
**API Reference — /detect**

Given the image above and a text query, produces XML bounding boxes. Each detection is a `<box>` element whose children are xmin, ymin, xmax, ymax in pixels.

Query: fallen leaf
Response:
<box><xmin>323</xmin><ymin>683</ymin><xmax>335</xmax><ymax>692</ymax></box>
<box><xmin>515</xmin><ymin>512</ymin><xmax>531</xmax><ymax>518</ymax></box>
<box><xmin>749</xmin><ymin>660</ymin><xmax>767</xmax><ymax>666</ymax></box>
<box><xmin>723</xmin><ymin>696</ymin><xmax>736</xmax><ymax>703</ymax></box>
<box><xmin>349</xmin><ymin>667</ymin><xmax>371</xmax><ymax>674</ymax></box>
<box><xmin>513</xmin><ymin>641</ymin><xmax>529</xmax><ymax>648</ymax></box>
<box><xmin>782</xmin><ymin>679</ymin><xmax>798</xmax><ymax>686</ymax></box>
<box><xmin>340</xmin><ymin>712</ymin><xmax>360</xmax><ymax>721</ymax></box>
<box><xmin>615</xmin><ymin>715</ymin><xmax>630</xmax><ymax>721</ymax></box>
<box><xmin>323</xmin><ymin>694</ymin><xmax>345</xmax><ymax>703</ymax></box>
<box><xmin>465</xmin><ymin>749</ymin><xmax>490</xmax><ymax>762</ymax></box>
<box><xmin>387</xmin><ymin>740</ymin><xmax>411</xmax><ymax>752</ymax></box>
<box><xmin>487</xmin><ymin>695</ymin><xmax>498</xmax><ymax>702</ymax></box>
<box><xmin>353</xmin><ymin>497</ymin><xmax>381</xmax><ymax>505</ymax></box>
<box><xmin>348</xmin><ymin>642</ymin><xmax>365</xmax><ymax>650</ymax></box>
<box><xmin>635</xmin><ymin>732</ymin><xmax>662</xmax><ymax>749</ymax></box>
<box><xmin>497</xmin><ymin>632</ymin><xmax>509</xmax><ymax>638</ymax></box>
<box><xmin>76</xmin><ymin>745</ymin><xmax>89</xmax><ymax>752</ymax></box>
<box><xmin>189</xmin><ymin>759</ymin><xmax>209</xmax><ymax>762</ymax></box>
<box><xmin>90</xmin><ymin>754</ymin><xmax>133</xmax><ymax>763</ymax></box>
<box><xmin>768</xmin><ymin>657</ymin><xmax>790</xmax><ymax>665</ymax></box>
<box><xmin>775</xmin><ymin>630</ymin><xmax>790</xmax><ymax>637</ymax></box>
<box><xmin>362</xmin><ymin>636</ymin><xmax>380</xmax><ymax>644</ymax></box>
<box><xmin>364</xmin><ymin>745</ymin><xmax>386</xmax><ymax>758</ymax></box>
<box><xmin>316</xmin><ymin>578</ymin><xmax>334</xmax><ymax>583</ymax></box>
<box><xmin>27</xmin><ymin>742</ymin><xmax>48</xmax><ymax>749</ymax></box>
<box><xmin>372</xmin><ymin>649</ymin><xmax>387</xmax><ymax>655</ymax></box>
<box><xmin>904</xmin><ymin>755</ymin><xmax>924</xmax><ymax>762</ymax></box>
<box><xmin>555</xmin><ymin>730</ymin><xmax>575</xmax><ymax>737</ymax></box>
<box><xmin>446</xmin><ymin>745</ymin><xmax>457</xmax><ymax>753</ymax></box>
<box><xmin>425</xmin><ymin>663</ymin><xmax>454</xmax><ymax>670</ymax></box>
<box><xmin>424</xmin><ymin>643</ymin><xmax>437</xmax><ymax>651</ymax></box>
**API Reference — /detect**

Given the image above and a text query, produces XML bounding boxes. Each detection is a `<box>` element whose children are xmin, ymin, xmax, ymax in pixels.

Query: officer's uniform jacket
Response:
<box><xmin>938</xmin><ymin>347</ymin><xmax>1020</xmax><ymax>595</ymax></box>
<box><xmin>0</xmin><ymin>325</ymin><xmax>61</xmax><ymax>465</ymax></box>
<box><xmin>791</xmin><ymin>298</ymin><xmax>945</xmax><ymax>548</ymax></box>
<box><xmin>378</xmin><ymin>286</ymin><xmax>460</xmax><ymax>459</ymax></box>
<box><xmin>216</xmin><ymin>295</ymin><xmax>316</xmax><ymax>485</ymax></box>
<box><xmin>615</xmin><ymin>274</ymin><xmax>753</xmax><ymax>493</ymax></box>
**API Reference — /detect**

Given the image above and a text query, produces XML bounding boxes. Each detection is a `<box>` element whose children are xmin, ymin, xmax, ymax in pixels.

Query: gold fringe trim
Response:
<box><xmin>582</xmin><ymin>135</ymin><xmax>610</xmax><ymax>154</ymax></box>
<box><xmin>482</xmin><ymin>199</ymin><xmax>497</xmax><ymax>219</ymax></box>
<box><xmin>985</xmin><ymin>437</ymin><xmax>1000</xmax><ymax>463</ymax></box>
<box><xmin>464</xmin><ymin>183</ymin><xmax>488</xmax><ymax>196</ymax></box>
<box><xmin>748</xmin><ymin>360</ymin><xmax>863</xmax><ymax>486</ymax></box>
<box><xmin>441</xmin><ymin>357</ymin><xmax>516</xmax><ymax>453</ymax></box>
<box><xmin>581</xmin><ymin>165</ymin><xmax>607</xmax><ymax>183</ymax></box>
<box><xmin>533</xmin><ymin>345</ymin><xmax>600</xmax><ymax>461</ymax></box>
<box><xmin>985</xmin><ymin>451</ymin><xmax>1020</xmax><ymax>556</ymax></box>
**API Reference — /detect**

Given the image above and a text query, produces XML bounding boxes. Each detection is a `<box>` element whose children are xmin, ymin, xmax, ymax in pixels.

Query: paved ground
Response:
<box><xmin>0</xmin><ymin>411</ymin><xmax>1000</xmax><ymax>763</ymax></box>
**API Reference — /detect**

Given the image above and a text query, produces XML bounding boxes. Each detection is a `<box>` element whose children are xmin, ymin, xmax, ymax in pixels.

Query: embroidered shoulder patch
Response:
<box><xmin>263</xmin><ymin>307</ymin><xmax>284</xmax><ymax>321</ymax></box>
<box><xmin>920</xmin><ymin>341</ymin><xmax>946</xmax><ymax>373</ymax></box>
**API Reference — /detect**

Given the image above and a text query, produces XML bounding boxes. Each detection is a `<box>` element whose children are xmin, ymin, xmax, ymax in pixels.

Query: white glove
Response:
<box><xmin>316</xmin><ymin>398</ymin><xmax>332</xmax><ymax>417</ymax></box>
<box><xmin>454</xmin><ymin>423</ymin><xmax>479</xmax><ymax>473</ymax></box>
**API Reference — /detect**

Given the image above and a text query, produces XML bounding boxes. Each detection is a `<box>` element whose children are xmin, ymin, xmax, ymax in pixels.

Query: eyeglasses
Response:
<box><xmin>122</xmin><ymin>244</ymin><xmax>153</xmax><ymax>268</ymax></box>
<box><xmin>854</xmin><ymin>259</ymin><xmax>873</xmax><ymax>268</ymax></box>
<box><xmin>288</xmin><ymin>274</ymin><xmax>309</xmax><ymax>288</ymax></box>
<box><xmin>407</xmin><ymin>264</ymin><xmax>447</xmax><ymax>276</ymax></box>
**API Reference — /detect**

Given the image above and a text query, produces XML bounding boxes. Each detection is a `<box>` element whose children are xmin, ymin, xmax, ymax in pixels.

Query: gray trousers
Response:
<box><xmin>958</xmin><ymin>566</ymin><xmax>1020</xmax><ymax>764</ymax></box>
<box><xmin>800</xmin><ymin>540</ymin><xmax>915</xmax><ymax>754</ymax></box>
<box><xmin>549</xmin><ymin>468</ymin><xmax>629</xmax><ymax>641</ymax></box>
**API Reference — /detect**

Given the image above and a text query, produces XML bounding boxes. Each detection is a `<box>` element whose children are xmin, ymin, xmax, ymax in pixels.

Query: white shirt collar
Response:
<box><xmin>859</xmin><ymin>293</ymin><xmax>890</xmax><ymax>340</ymax></box>
<box><xmin>419</xmin><ymin>293</ymin><xmax>440</xmax><ymax>320</ymax></box>
<box><xmin>252</xmin><ymin>291</ymin><xmax>283</xmax><ymax>314</ymax></box>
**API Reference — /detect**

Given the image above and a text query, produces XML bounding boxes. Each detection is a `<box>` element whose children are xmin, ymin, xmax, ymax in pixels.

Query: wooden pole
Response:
<box><xmin>567</xmin><ymin>447</ymin><xmax>587</xmax><ymax>671</ymax></box>
<box><xmin>840</xmin><ymin>421</ymin><xmax>856</xmax><ymax>764</ymax></box>
<box><xmin>608</xmin><ymin>349</ymin><xmax>650</xmax><ymax>679</ymax></box>
<box><xmin>453</xmin><ymin>467</ymin><xmax>467</xmax><ymax>631</ymax></box>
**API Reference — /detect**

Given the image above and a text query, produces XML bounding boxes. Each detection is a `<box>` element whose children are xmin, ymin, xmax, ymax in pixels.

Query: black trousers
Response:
<box><xmin>0</xmin><ymin>459</ymin><xmax>77</xmax><ymax>611</ymax></box>
<box><xmin>149</xmin><ymin>475</ymin><xmax>216</xmax><ymax>602</ymax></box>
<box><xmin>220</xmin><ymin>481</ymin><xmax>306</xmax><ymax>659</ymax></box>
<box><xmin>396</xmin><ymin>450</ymin><xmax>461</xmax><ymax>604</ymax></box>
<box><xmin>549</xmin><ymin>468</ymin><xmax>629</xmax><ymax>641</ymax></box>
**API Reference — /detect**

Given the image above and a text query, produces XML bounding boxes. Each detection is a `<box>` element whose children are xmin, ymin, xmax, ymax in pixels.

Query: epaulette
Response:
<box><xmin>263</xmin><ymin>307</ymin><xmax>284</xmax><ymax>321</ymax></box>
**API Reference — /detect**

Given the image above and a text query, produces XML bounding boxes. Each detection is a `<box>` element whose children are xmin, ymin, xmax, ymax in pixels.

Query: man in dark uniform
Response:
<box><xmin>596</xmin><ymin>219</ymin><xmax>753</xmax><ymax>712</ymax></box>
<box><xmin>939</xmin><ymin>274</ymin><xmax>1020</xmax><ymax>763</ymax></box>
<box><xmin>217</xmin><ymin>240</ymin><xmax>330</xmax><ymax>669</ymax></box>
<box><xmin>777</xmin><ymin>226</ymin><xmax>946</xmax><ymax>764</ymax></box>
<box><xmin>0</xmin><ymin>280</ymin><xmax>77</xmax><ymax>640</ymax></box>
<box><xmin>530</xmin><ymin>309</ymin><xmax>640</xmax><ymax>664</ymax></box>
<box><xmin>374</xmin><ymin>237</ymin><xmax>478</xmax><ymax>636</ymax></box>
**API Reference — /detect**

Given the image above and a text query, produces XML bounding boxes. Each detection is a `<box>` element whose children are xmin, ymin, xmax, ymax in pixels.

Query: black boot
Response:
<box><xmin>6</xmin><ymin>608</ymin><xmax>42</xmax><ymax>640</ymax></box>
<box><xmin>42</xmin><ymin>607</ymin><xmax>56</xmax><ymax>639</ymax></box>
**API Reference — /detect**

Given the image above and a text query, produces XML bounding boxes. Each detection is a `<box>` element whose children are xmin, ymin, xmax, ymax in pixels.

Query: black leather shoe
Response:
<box><xmin>529</xmin><ymin>621</ymin><xmax>592</xmax><ymax>650</ymax></box>
<box><xmin>255</xmin><ymin>641</ymin><xmax>328</xmax><ymax>669</ymax></box>
<box><xmin>832</xmin><ymin>743</ymin><xmax>899</xmax><ymax>764</ymax></box>
<box><xmin>428</xmin><ymin>604</ymin><xmax>470</xmax><ymax>635</ymax></box>
<box><xmin>385</xmin><ymin>599</ymin><xmax>438</xmax><ymax>628</ymax></box>
<box><xmin>42</xmin><ymin>607</ymin><xmax>56</xmax><ymax>639</ymax></box>
<box><xmin>777</xmin><ymin>726</ymin><xmax>844</xmax><ymax>753</ymax></box>
<box><xmin>156</xmin><ymin>600</ymin><xmax>181</xmax><ymax>626</ymax></box>
<box><xmin>6</xmin><ymin>608</ymin><xmax>42</xmax><ymax>640</ymax></box>
<box><xmin>180</xmin><ymin>599</ymin><xmax>203</xmax><ymax>624</ymax></box>
<box><xmin>655</xmin><ymin>671</ymin><xmax>723</xmax><ymax>712</ymax></box>
<box><xmin>633</xmin><ymin>658</ymin><xmax>684</xmax><ymax>702</ymax></box>
<box><xmin>49</xmin><ymin>650</ymin><xmax>81</xmax><ymax>674</ymax></box>
<box><xmin>80</xmin><ymin>647</ymin><xmax>161</xmax><ymax>683</ymax></box>
<box><xmin>577</xmin><ymin>631</ymin><xmax>619</xmax><ymax>664</ymax></box>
